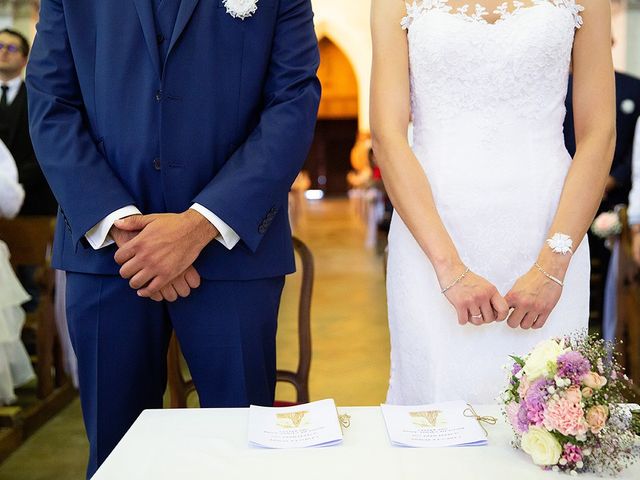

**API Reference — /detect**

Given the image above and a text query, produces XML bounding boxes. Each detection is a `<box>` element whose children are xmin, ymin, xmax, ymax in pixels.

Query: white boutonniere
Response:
<box><xmin>223</xmin><ymin>0</ymin><xmax>259</xmax><ymax>20</ymax></box>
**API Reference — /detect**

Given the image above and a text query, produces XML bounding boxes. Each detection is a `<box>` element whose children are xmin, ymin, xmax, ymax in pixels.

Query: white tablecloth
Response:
<box><xmin>93</xmin><ymin>406</ymin><xmax>640</xmax><ymax>480</ymax></box>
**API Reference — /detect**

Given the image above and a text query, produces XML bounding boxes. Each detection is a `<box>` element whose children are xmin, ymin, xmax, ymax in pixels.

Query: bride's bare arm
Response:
<box><xmin>370</xmin><ymin>0</ymin><xmax>509</xmax><ymax>325</ymax></box>
<box><xmin>542</xmin><ymin>0</ymin><xmax>615</xmax><ymax>275</ymax></box>
<box><xmin>505</xmin><ymin>0</ymin><xmax>615</xmax><ymax>330</ymax></box>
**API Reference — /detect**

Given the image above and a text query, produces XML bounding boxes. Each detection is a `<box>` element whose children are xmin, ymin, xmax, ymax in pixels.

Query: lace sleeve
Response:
<box><xmin>401</xmin><ymin>1</ymin><xmax>423</xmax><ymax>31</ymax></box>
<box><xmin>556</xmin><ymin>0</ymin><xmax>584</xmax><ymax>29</ymax></box>
<box><xmin>401</xmin><ymin>0</ymin><xmax>454</xmax><ymax>30</ymax></box>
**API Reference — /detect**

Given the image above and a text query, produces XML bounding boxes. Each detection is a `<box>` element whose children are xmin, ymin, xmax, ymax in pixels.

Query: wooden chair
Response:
<box><xmin>0</xmin><ymin>216</ymin><xmax>64</xmax><ymax>399</ymax></box>
<box><xmin>167</xmin><ymin>237</ymin><xmax>315</xmax><ymax>407</ymax></box>
<box><xmin>614</xmin><ymin>208</ymin><xmax>640</xmax><ymax>396</ymax></box>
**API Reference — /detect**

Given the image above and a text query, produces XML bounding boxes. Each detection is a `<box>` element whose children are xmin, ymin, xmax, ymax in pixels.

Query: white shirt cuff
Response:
<box><xmin>190</xmin><ymin>204</ymin><xmax>240</xmax><ymax>250</ymax></box>
<box><xmin>85</xmin><ymin>206</ymin><xmax>142</xmax><ymax>250</ymax></box>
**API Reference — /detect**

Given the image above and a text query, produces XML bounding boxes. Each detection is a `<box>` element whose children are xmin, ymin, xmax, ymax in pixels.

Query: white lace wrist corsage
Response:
<box><xmin>546</xmin><ymin>233</ymin><xmax>573</xmax><ymax>255</ymax></box>
<box><xmin>223</xmin><ymin>0</ymin><xmax>259</xmax><ymax>20</ymax></box>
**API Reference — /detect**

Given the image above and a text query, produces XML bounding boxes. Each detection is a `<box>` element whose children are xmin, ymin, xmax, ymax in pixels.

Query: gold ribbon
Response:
<box><xmin>463</xmin><ymin>404</ymin><xmax>497</xmax><ymax>437</ymax></box>
<box><xmin>337</xmin><ymin>411</ymin><xmax>351</xmax><ymax>429</ymax></box>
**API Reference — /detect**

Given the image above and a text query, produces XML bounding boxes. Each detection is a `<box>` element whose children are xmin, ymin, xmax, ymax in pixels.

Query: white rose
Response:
<box><xmin>523</xmin><ymin>339</ymin><xmax>567</xmax><ymax>381</ymax></box>
<box><xmin>521</xmin><ymin>427</ymin><xmax>562</xmax><ymax>466</ymax></box>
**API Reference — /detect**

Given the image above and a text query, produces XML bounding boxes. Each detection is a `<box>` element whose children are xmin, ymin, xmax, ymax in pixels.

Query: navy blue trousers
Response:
<box><xmin>65</xmin><ymin>273</ymin><xmax>285</xmax><ymax>478</ymax></box>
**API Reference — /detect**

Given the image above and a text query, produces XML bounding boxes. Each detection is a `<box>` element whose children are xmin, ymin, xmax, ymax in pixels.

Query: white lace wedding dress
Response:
<box><xmin>386</xmin><ymin>0</ymin><xmax>590</xmax><ymax>404</ymax></box>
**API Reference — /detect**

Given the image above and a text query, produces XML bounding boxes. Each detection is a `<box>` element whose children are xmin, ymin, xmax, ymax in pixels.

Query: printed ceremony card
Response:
<box><xmin>381</xmin><ymin>400</ymin><xmax>489</xmax><ymax>448</ymax></box>
<box><xmin>248</xmin><ymin>399</ymin><xmax>343</xmax><ymax>449</ymax></box>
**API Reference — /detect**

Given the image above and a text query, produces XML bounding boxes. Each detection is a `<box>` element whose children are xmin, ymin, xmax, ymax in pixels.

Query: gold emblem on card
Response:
<box><xmin>409</xmin><ymin>410</ymin><xmax>443</xmax><ymax>428</ymax></box>
<box><xmin>276</xmin><ymin>411</ymin><xmax>310</xmax><ymax>428</ymax></box>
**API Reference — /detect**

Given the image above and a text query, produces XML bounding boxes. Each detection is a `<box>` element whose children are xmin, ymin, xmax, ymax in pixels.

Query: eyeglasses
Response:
<box><xmin>0</xmin><ymin>43</ymin><xmax>21</xmax><ymax>54</ymax></box>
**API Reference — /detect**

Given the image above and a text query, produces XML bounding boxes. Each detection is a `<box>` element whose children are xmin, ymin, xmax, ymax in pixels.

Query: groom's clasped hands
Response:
<box><xmin>109</xmin><ymin>210</ymin><xmax>218</xmax><ymax>302</ymax></box>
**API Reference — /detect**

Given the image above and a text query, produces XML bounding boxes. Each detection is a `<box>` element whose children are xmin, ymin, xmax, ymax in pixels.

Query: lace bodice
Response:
<box><xmin>402</xmin><ymin>0</ymin><xmax>583</xmax><ymax>138</ymax></box>
<box><xmin>402</xmin><ymin>0</ymin><xmax>583</xmax><ymax>29</ymax></box>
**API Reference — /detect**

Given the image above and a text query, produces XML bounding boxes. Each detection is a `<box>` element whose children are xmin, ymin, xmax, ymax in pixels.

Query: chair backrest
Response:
<box><xmin>0</xmin><ymin>216</ymin><xmax>55</xmax><ymax>269</ymax></box>
<box><xmin>167</xmin><ymin>236</ymin><xmax>315</xmax><ymax>407</ymax></box>
<box><xmin>276</xmin><ymin>237</ymin><xmax>314</xmax><ymax>404</ymax></box>
<box><xmin>615</xmin><ymin>208</ymin><xmax>640</xmax><ymax>398</ymax></box>
<box><xmin>0</xmin><ymin>216</ymin><xmax>58</xmax><ymax>399</ymax></box>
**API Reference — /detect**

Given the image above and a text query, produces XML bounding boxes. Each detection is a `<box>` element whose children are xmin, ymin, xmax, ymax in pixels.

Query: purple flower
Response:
<box><xmin>522</xmin><ymin>378</ymin><xmax>551</xmax><ymax>426</ymax></box>
<box><xmin>512</xmin><ymin>363</ymin><xmax>522</xmax><ymax>376</ymax></box>
<box><xmin>557</xmin><ymin>351</ymin><xmax>591</xmax><ymax>384</ymax></box>
<box><xmin>516</xmin><ymin>404</ymin><xmax>530</xmax><ymax>432</ymax></box>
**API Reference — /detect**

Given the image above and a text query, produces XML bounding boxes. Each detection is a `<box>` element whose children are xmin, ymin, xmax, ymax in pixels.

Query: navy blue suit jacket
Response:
<box><xmin>26</xmin><ymin>0</ymin><xmax>321</xmax><ymax>280</ymax></box>
<box><xmin>564</xmin><ymin>72</ymin><xmax>640</xmax><ymax>210</ymax></box>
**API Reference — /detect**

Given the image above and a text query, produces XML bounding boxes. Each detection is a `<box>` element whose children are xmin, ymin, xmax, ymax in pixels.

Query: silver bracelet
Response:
<box><xmin>441</xmin><ymin>267</ymin><xmax>470</xmax><ymax>294</ymax></box>
<box><xmin>534</xmin><ymin>262</ymin><xmax>564</xmax><ymax>287</ymax></box>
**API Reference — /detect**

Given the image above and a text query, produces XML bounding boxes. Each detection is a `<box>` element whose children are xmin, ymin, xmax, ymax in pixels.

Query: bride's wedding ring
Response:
<box><xmin>470</xmin><ymin>314</ymin><xmax>483</xmax><ymax>319</ymax></box>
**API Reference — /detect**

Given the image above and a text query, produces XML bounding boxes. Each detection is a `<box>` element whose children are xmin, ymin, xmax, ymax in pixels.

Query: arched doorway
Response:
<box><xmin>304</xmin><ymin>37</ymin><xmax>359</xmax><ymax>196</ymax></box>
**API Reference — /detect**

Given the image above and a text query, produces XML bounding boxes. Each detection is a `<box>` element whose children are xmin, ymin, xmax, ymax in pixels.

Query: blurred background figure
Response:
<box><xmin>0</xmin><ymin>28</ymin><xmax>57</xmax><ymax>316</ymax></box>
<box><xmin>0</xmin><ymin>135</ymin><xmax>34</xmax><ymax>406</ymax></box>
<box><xmin>564</xmin><ymin>39</ymin><xmax>640</xmax><ymax>333</ymax></box>
<box><xmin>0</xmin><ymin>241</ymin><xmax>34</xmax><ymax>407</ymax></box>
<box><xmin>0</xmin><ymin>137</ymin><xmax>23</xmax><ymax>219</ymax></box>
<box><xmin>0</xmin><ymin>28</ymin><xmax>56</xmax><ymax>217</ymax></box>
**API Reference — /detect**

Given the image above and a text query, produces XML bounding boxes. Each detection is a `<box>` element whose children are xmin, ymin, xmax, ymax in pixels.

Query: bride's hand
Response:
<box><xmin>504</xmin><ymin>265</ymin><xmax>563</xmax><ymax>330</ymax></box>
<box><xmin>440</xmin><ymin>266</ymin><xmax>510</xmax><ymax>326</ymax></box>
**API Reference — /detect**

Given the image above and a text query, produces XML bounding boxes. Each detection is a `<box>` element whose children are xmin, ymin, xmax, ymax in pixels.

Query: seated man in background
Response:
<box><xmin>0</xmin><ymin>28</ymin><xmax>58</xmax><ymax>315</ymax></box>
<box><xmin>0</xmin><ymin>28</ymin><xmax>56</xmax><ymax>217</ymax></box>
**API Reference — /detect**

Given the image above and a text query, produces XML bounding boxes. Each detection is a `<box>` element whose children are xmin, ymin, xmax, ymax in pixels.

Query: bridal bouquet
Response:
<box><xmin>502</xmin><ymin>335</ymin><xmax>639</xmax><ymax>476</ymax></box>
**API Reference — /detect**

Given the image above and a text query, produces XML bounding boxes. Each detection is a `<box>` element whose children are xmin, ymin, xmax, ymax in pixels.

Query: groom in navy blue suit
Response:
<box><xmin>26</xmin><ymin>0</ymin><xmax>320</xmax><ymax>476</ymax></box>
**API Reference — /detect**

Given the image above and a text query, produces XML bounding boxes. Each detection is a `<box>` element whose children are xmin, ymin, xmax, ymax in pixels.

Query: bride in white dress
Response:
<box><xmin>371</xmin><ymin>0</ymin><xmax>615</xmax><ymax>404</ymax></box>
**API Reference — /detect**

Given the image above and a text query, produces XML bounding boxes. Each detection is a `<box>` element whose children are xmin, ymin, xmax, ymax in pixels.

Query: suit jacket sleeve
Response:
<box><xmin>193</xmin><ymin>0</ymin><xmax>321</xmax><ymax>253</ymax></box>
<box><xmin>26</xmin><ymin>0</ymin><xmax>136</xmax><ymax>248</ymax></box>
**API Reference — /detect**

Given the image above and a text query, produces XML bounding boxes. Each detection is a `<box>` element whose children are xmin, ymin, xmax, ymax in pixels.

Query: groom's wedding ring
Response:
<box><xmin>470</xmin><ymin>314</ymin><xmax>483</xmax><ymax>319</ymax></box>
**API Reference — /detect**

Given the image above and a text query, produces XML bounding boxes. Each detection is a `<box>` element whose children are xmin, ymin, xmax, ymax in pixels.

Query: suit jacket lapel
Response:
<box><xmin>167</xmin><ymin>0</ymin><xmax>202</xmax><ymax>59</ymax></box>
<box><xmin>132</xmin><ymin>0</ymin><xmax>161</xmax><ymax>78</ymax></box>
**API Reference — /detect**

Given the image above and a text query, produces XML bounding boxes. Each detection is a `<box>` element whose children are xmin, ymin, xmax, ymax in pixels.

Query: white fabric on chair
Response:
<box><xmin>0</xmin><ymin>138</ymin><xmax>24</xmax><ymax>219</ymax></box>
<box><xmin>0</xmin><ymin>241</ymin><xmax>35</xmax><ymax>405</ymax></box>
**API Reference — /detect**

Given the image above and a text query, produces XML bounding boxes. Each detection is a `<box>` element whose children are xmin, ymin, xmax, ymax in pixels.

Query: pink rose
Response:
<box><xmin>583</xmin><ymin>372</ymin><xmax>607</xmax><ymax>390</ymax></box>
<box><xmin>585</xmin><ymin>405</ymin><xmax>609</xmax><ymax>434</ymax></box>
<box><xmin>543</xmin><ymin>397</ymin><xmax>589</xmax><ymax>437</ymax></box>
<box><xmin>564</xmin><ymin>386</ymin><xmax>582</xmax><ymax>404</ymax></box>
<box><xmin>581</xmin><ymin>387</ymin><xmax>593</xmax><ymax>398</ymax></box>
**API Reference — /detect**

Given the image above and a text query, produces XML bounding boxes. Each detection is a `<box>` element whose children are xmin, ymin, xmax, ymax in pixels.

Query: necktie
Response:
<box><xmin>0</xmin><ymin>85</ymin><xmax>8</xmax><ymax>107</ymax></box>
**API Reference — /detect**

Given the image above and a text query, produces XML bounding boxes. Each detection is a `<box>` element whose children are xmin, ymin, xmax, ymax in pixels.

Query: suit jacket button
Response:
<box><xmin>153</xmin><ymin>158</ymin><xmax>161</xmax><ymax>170</ymax></box>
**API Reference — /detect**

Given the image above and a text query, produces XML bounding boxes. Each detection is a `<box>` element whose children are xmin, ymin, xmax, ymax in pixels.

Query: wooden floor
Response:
<box><xmin>0</xmin><ymin>198</ymin><xmax>391</xmax><ymax>479</ymax></box>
